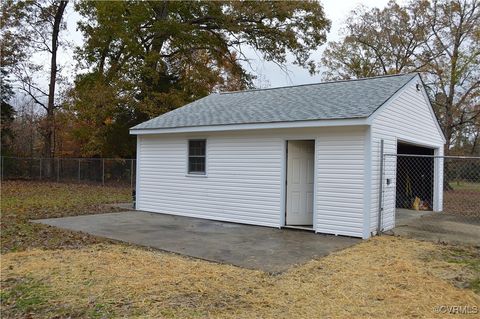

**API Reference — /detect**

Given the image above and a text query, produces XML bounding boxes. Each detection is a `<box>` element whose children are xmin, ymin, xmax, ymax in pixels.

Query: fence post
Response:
<box><xmin>78</xmin><ymin>159</ymin><xmax>81</xmax><ymax>182</ymax></box>
<box><xmin>56</xmin><ymin>158</ymin><xmax>60</xmax><ymax>182</ymax></box>
<box><xmin>102</xmin><ymin>159</ymin><xmax>105</xmax><ymax>186</ymax></box>
<box><xmin>130</xmin><ymin>159</ymin><xmax>134</xmax><ymax>190</ymax></box>
<box><xmin>39</xmin><ymin>158</ymin><xmax>42</xmax><ymax>180</ymax></box>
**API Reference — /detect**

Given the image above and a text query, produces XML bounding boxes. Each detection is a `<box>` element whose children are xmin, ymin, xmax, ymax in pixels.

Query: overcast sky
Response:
<box><xmin>247</xmin><ymin>0</ymin><xmax>399</xmax><ymax>87</ymax></box>
<box><xmin>49</xmin><ymin>0</ymin><xmax>400</xmax><ymax>91</ymax></box>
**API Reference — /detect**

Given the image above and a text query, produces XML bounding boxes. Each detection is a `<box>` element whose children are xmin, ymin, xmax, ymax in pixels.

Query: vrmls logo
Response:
<box><xmin>433</xmin><ymin>305</ymin><xmax>478</xmax><ymax>315</ymax></box>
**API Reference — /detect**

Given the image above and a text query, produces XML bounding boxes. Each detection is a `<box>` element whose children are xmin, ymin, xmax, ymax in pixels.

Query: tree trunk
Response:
<box><xmin>43</xmin><ymin>0</ymin><xmax>68</xmax><ymax>177</ymax></box>
<box><xmin>138</xmin><ymin>0</ymin><xmax>169</xmax><ymax>92</ymax></box>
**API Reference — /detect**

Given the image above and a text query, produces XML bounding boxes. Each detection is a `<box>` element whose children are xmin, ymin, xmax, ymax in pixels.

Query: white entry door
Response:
<box><xmin>286</xmin><ymin>140</ymin><xmax>314</xmax><ymax>226</ymax></box>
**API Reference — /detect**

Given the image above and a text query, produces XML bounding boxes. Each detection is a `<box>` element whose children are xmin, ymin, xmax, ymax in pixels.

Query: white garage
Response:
<box><xmin>130</xmin><ymin>73</ymin><xmax>445</xmax><ymax>239</ymax></box>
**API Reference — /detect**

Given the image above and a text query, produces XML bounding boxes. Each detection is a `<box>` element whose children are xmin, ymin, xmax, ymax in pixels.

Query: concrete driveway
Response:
<box><xmin>392</xmin><ymin>209</ymin><xmax>480</xmax><ymax>246</ymax></box>
<box><xmin>35</xmin><ymin>211</ymin><xmax>360</xmax><ymax>272</ymax></box>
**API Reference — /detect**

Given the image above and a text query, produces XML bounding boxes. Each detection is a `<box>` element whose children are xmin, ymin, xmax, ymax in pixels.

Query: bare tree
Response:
<box><xmin>425</xmin><ymin>0</ymin><xmax>480</xmax><ymax>154</ymax></box>
<box><xmin>321</xmin><ymin>0</ymin><xmax>480</xmax><ymax>154</ymax></box>
<box><xmin>2</xmin><ymin>0</ymin><xmax>68</xmax><ymax>166</ymax></box>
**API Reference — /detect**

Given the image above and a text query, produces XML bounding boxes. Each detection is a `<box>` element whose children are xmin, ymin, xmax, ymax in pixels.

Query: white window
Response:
<box><xmin>188</xmin><ymin>140</ymin><xmax>206</xmax><ymax>174</ymax></box>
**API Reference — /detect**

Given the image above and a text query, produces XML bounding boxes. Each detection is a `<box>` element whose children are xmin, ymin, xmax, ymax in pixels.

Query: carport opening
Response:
<box><xmin>396</xmin><ymin>142</ymin><xmax>434</xmax><ymax>211</ymax></box>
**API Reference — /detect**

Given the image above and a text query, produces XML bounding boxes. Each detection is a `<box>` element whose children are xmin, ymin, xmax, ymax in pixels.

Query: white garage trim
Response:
<box><xmin>433</xmin><ymin>148</ymin><xmax>444</xmax><ymax>212</ymax></box>
<box><xmin>363</xmin><ymin>127</ymin><xmax>372</xmax><ymax>239</ymax></box>
<box><xmin>135</xmin><ymin>135</ymin><xmax>141</xmax><ymax>210</ymax></box>
<box><xmin>130</xmin><ymin>118</ymin><xmax>369</xmax><ymax>135</ymax></box>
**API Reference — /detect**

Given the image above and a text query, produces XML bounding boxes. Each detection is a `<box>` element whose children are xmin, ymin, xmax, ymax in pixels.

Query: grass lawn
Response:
<box><xmin>1</xmin><ymin>181</ymin><xmax>479</xmax><ymax>318</ymax></box>
<box><xmin>450</xmin><ymin>181</ymin><xmax>480</xmax><ymax>192</ymax></box>
<box><xmin>1</xmin><ymin>180</ymin><xmax>131</xmax><ymax>253</ymax></box>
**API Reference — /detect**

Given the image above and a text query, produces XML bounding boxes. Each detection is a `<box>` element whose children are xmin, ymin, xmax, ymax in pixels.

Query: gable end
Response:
<box><xmin>367</xmin><ymin>74</ymin><xmax>445</xmax><ymax>143</ymax></box>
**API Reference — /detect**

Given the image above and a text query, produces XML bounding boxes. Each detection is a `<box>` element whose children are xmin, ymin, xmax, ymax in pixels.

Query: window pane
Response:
<box><xmin>188</xmin><ymin>140</ymin><xmax>206</xmax><ymax>174</ymax></box>
<box><xmin>188</xmin><ymin>156</ymin><xmax>205</xmax><ymax>173</ymax></box>
<box><xmin>189</xmin><ymin>140</ymin><xmax>206</xmax><ymax>156</ymax></box>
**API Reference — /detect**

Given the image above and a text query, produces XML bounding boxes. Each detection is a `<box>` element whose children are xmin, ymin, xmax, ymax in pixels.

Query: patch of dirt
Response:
<box><xmin>444</xmin><ymin>189</ymin><xmax>480</xmax><ymax>218</ymax></box>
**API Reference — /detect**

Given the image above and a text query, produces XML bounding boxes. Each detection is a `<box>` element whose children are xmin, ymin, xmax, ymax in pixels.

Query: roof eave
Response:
<box><xmin>130</xmin><ymin>118</ymin><xmax>370</xmax><ymax>135</ymax></box>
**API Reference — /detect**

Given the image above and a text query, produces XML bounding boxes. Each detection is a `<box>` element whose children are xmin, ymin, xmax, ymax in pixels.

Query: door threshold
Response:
<box><xmin>283</xmin><ymin>225</ymin><xmax>315</xmax><ymax>231</ymax></box>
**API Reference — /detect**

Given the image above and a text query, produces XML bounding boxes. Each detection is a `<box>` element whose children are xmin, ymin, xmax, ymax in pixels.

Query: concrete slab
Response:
<box><xmin>34</xmin><ymin>211</ymin><xmax>360</xmax><ymax>272</ymax></box>
<box><xmin>392</xmin><ymin>209</ymin><xmax>480</xmax><ymax>246</ymax></box>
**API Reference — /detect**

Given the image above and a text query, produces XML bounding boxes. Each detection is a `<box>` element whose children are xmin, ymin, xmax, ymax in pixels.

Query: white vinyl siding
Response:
<box><xmin>370</xmin><ymin>78</ymin><xmax>445</xmax><ymax>233</ymax></box>
<box><xmin>136</xmin><ymin>127</ymin><xmax>368</xmax><ymax>236</ymax></box>
<box><xmin>137</xmin><ymin>134</ymin><xmax>283</xmax><ymax>227</ymax></box>
<box><xmin>315</xmin><ymin>127</ymin><xmax>367</xmax><ymax>237</ymax></box>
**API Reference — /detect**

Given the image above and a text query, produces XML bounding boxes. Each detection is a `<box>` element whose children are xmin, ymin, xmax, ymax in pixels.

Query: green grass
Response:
<box><xmin>442</xmin><ymin>246</ymin><xmax>480</xmax><ymax>293</ymax></box>
<box><xmin>1</xmin><ymin>180</ymin><xmax>131</xmax><ymax>253</ymax></box>
<box><xmin>84</xmin><ymin>302</ymin><xmax>116</xmax><ymax>319</ymax></box>
<box><xmin>1</xmin><ymin>277</ymin><xmax>118</xmax><ymax>318</ymax></box>
<box><xmin>450</xmin><ymin>181</ymin><xmax>480</xmax><ymax>191</ymax></box>
<box><xmin>470</xmin><ymin>278</ymin><xmax>480</xmax><ymax>294</ymax></box>
<box><xmin>0</xmin><ymin>277</ymin><xmax>53</xmax><ymax>315</ymax></box>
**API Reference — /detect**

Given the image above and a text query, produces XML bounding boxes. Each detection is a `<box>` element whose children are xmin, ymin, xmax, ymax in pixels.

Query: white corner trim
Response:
<box><xmin>362</xmin><ymin>127</ymin><xmax>372</xmax><ymax>239</ymax></box>
<box><xmin>130</xmin><ymin>118</ymin><xmax>369</xmax><ymax>135</ymax></box>
<box><xmin>135</xmin><ymin>135</ymin><xmax>141</xmax><ymax>210</ymax></box>
<box><xmin>313</xmin><ymin>138</ymin><xmax>319</xmax><ymax>233</ymax></box>
<box><xmin>280</xmin><ymin>140</ymin><xmax>287</xmax><ymax>228</ymax></box>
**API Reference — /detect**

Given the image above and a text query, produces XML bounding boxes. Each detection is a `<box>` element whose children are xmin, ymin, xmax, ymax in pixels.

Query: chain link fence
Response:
<box><xmin>382</xmin><ymin>154</ymin><xmax>480</xmax><ymax>240</ymax></box>
<box><xmin>1</xmin><ymin>157</ymin><xmax>136</xmax><ymax>188</ymax></box>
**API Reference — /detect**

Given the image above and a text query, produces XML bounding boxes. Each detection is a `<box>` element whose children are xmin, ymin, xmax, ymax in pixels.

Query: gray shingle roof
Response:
<box><xmin>131</xmin><ymin>73</ymin><xmax>417</xmax><ymax>130</ymax></box>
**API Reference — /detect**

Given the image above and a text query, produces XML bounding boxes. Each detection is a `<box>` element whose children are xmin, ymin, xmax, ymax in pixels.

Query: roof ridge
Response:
<box><xmin>220</xmin><ymin>73</ymin><xmax>417</xmax><ymax>95</ymax></box>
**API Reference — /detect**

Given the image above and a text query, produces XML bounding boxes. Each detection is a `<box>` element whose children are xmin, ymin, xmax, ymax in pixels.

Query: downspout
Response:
<box><xmin>377</xmin><ymin>139</ymin><xmax>384</xmax><ymax>234</ymax></box>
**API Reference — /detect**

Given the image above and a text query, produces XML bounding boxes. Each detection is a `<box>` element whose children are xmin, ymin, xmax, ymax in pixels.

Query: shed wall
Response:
<box><xmin>315</xmin><ymin>127</ymin><xmax>367</xmax><ymax>237</ymax></box>
<box><xmin>137</xmin><ymin>133</ymin><xmax>283</xmax><ymax>227</ymax></box>
<box><xmin>136</xmin><ymin>127</ymin><xmax>367</xmax><ymax>237</ymax></box>
<box><xmin>370</xmin><ymin>79</ymin><xmax>445</xmax><ymax>233</ymax></box>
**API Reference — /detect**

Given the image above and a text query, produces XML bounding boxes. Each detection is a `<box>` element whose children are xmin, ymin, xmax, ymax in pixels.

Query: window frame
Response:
<box><xmin>187</xmin><ymin>139</ymin><xmax>207</xmax><ymax>176</ymax></box>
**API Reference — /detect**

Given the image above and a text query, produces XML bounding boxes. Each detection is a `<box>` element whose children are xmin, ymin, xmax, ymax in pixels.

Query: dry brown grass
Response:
<box><xmin>2</xmin><ymin>236</ymin><xmax>479</xmax><ymax>318</ymax></box>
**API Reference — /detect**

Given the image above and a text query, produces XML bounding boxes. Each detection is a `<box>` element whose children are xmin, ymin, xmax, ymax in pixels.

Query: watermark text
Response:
<box><xmin>433</xmin><ymin>305</ymin><xmax>478</xmax><ymax>315</ymax></box>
